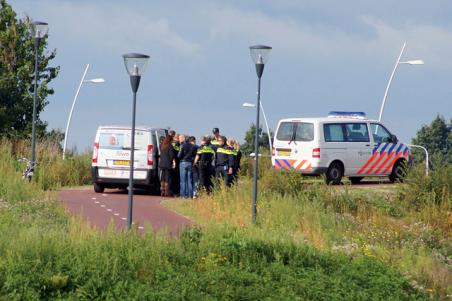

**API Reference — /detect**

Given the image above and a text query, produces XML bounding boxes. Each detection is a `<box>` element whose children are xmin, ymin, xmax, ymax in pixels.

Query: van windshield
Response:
<box><xmin>99</xmin><ymin>131</ymin><xmax>147</xmax><ymax>150</ymax></box>
<box><xmin>276</xmin><ymin>122</ymin><xmax>314</xmax><ymax>142</ymax></box>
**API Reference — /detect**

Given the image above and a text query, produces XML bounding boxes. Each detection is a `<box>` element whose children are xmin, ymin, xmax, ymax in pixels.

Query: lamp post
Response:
<box><xmin>63</xmin><ymin>63</ymin><xmax>105</xmax><ymax>159</ymax></box>
<box><xmin>378</xmin><ymin>42</ymin><xmax>424</xmax><ymax>122</ymax></box>
<box><xmin>242</xmin><ymin>102</ymin><xmax>272</xmax><ymax>151</ymax></box>
<box><xmin>122</xmin><ymin>53</ymin><xmax>150</xmax><ymax>230</ymax></box>
<box><xmin>30</xmin><ymin>21</ymin><xmax>49</xmax><ymax>180</ymax></box>
<box><xmin>407</xmin><ymin>144</ymin><xmax>429</xmax><ymax>176</ymax></box>
<box><xmin>249</xmin><ymin>45</ymin><xmax>272</xmax><ymax>224</ymax></box>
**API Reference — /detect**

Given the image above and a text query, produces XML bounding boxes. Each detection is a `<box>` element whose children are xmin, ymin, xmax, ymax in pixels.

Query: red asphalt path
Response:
<box><xmin>58</xmin><ymin>188</ymin><xmax>191</xmax><ymax>235</ymax></box>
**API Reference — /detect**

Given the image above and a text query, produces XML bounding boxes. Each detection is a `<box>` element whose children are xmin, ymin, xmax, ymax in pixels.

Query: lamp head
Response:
<box><xmin>122</xmin><ymin>53</ymin><xmax>150</xmax><ymax>76</ymax></box>
<box><xmin>31</xmin><ymin>21</ymin><xmax>49</xmax><ymax>39</ymax></box>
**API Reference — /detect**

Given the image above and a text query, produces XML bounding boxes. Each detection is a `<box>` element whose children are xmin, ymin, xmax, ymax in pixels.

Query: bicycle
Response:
<box><xmin>18</xmin><ymin>158</ymin><xmax>35</xmax><ymax>182</ymax></box>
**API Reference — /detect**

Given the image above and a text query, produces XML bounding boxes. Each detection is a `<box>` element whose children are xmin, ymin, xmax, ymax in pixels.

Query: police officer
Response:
<box><xmin>168</xmin><ymin>130</ymin><xmax>180</xmax><ymax>196</ymax></box>
<box><xmin>211</xmin><ymin>128</ymin><xmax>221</xmax><ymax>149</ymax></box>
<box><xmin>213</xmin><ymin>135</ymin><xmax>233</xmax><ymax>187</ymax></box>
<box><xmin>194</xmin><ymin>136</ymin><xmax>215</xmax><ymax>193</ymax></box>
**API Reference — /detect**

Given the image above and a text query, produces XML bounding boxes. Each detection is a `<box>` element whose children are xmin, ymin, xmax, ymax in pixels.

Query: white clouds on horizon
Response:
<box><xmin>11</xmin><ymin>0</ymin><xmax>452</xmax><ymax>68</ymax></box>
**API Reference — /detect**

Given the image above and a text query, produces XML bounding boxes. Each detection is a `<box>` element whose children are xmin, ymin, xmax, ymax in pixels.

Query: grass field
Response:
<box><xmin>0</xmin><ymin>139</ymin><xmax>448</xmax><ymax>299</ymax></box>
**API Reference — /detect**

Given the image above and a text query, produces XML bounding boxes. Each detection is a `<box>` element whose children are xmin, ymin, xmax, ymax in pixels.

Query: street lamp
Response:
<box><xmin>378</xmin><ymin>42</ymin><xmax>424</xmax><ymax>122</ymax></box>
<box><xmin>122</xmin><ymin>52</ymin><xmax>150</xmax><ymax>230</ymax></box>
<box><xmin>249</xmin><ymin>44</ymin><xmax>272</xmax><ymax>224</ymax></box>
<box><xmin>63</xmin><ymin>63</ymin><xmax>105</xmax><ymax>159</ymax></box>
<box><xmin>242</xmin><ymin>102</ymin><xmax>272</xmax><ymax>151</ymax></box>
<box><xmin>30</xmin><ymin>21</ymin><xmax>49</xmax><ymax>181</ymax></box>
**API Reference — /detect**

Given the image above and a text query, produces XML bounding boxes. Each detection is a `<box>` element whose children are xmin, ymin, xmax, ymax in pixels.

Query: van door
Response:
<box><xmin>341</xmin><ymin>123</ymin><xmax>372</xmax><ymax>175</ymax></box>
<box><xmin>273</xmin><ymin>121</ymin><xmax>314</xmax><ymax>171</ymax></box>
<box><xmin>365</xmin><ymin>123</ymin><xmax>406</xmax><ymax>175</ymax></box>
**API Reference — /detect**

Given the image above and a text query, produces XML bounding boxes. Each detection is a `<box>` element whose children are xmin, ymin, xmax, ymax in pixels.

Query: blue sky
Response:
<box><xmin>10</xmin><ymin>0</ymin><xmax>452</xmax><ymax>151</ymax></box>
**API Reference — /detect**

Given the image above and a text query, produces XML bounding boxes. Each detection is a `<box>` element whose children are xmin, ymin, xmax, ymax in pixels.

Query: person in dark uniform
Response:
<box><xmin>211</xmin><ymin>127</ymin><xmax>221</xmax><ymax>150</ymax></box>
<box><xmin>227</xmin><ymin>138</ymin><xmax>241</xmax><ymax>185</ymax></box>
<box><xmin>214</xmin><ymin>135</ymin><xmax>233</xmax><ymax>187</ymax></box>
<box><xmin>194</xmin><ymin>136</ymin><xmax>215</xmax><ymax>193</ymax></box>
<box><xmin>188</xmin><ymin>136</ymin><xmax>199</xmax><ymax>198</ymax></box>
<box><xmin>158</xmin><ymin>135</ymin><xmax>175</xmax><ymax>196</ymax></box>
<box><xmin>169</xmin><ymin>130</ymin><xmax>180</xmax><ymax>196</ymax></box>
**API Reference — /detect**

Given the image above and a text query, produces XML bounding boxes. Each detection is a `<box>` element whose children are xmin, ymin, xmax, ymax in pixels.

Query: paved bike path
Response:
<box><xmin>58</xmin><ymin>188</ymin><xmax>191</xmax><ymax>235</ymax></box>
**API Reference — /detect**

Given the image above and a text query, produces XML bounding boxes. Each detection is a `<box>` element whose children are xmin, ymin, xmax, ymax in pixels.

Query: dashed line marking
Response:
<box><xmin>114</xmin><ymin>213</ymin><xmax>119</xmax><ymax>216</ymax></box>
<box><xmin>91</xmin><ymin>197</ymin><xmax>96</xmax><ymax>200</ymax></box>
<box><xmin>94</xmin><ymin>201</ymin><xmax>100</xmax><ymax>204</ymax></box>
<box><xmin>102</xmin><ymin>194</ymin><xmax>107</xmax><ymax>196</ymax></box>
<box><xmin>100</xmin><ymin>205</ymin><xmax>106</xmax><ymax>208</ymax></box>
<box><xmin>121</xmin><ymin>217</ymin><xmax>127</xmax><ymax>221</ymax></box>
<box><xmin>138</xmin><ymin>226</ymin><xmax>144</xmax><ymax>230</ymax></box>
<box><xmin>107</xmin><ymin>209</ymin><xmax>112</xmax><ymax>212</ymax></box>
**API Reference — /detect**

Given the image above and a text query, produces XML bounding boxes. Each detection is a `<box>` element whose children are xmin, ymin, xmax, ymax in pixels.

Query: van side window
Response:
<box><xmin>344</xmin><ymin>123</ymin><xmax>369</xmax><ymax>142</ymax></box>
<box><xmin>324</xmin><ymin>124</ymin><xmax>345</xmax><ymax>142</ymax></box>
<box><xmin>370</xmin><ymin>123</ymin><xmax>391</xmax><ymax>143</ymax></box>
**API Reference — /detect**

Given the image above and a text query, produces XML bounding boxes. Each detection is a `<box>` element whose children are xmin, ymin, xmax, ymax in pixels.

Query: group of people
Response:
<box><xmin>158</xmin><ymin>128</ymin><xmax>242</xmax><ymax>198</ymax></box>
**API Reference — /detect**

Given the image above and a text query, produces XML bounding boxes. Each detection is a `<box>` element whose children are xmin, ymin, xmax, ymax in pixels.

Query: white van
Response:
<box><xmin>272</xmin><ymin>112</ymin><xmax>409</xmax><ymax>184</ymax></box>
<box><xmin>91</xmin><ymin>126</ymin><xmax>167</xmax><ymax>193</ymax></box>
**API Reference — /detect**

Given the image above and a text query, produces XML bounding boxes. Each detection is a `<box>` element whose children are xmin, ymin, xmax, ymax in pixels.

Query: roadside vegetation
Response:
<box><xmin>0</xmin><ymin>139</ymin><xmax>430</xmax><ymax>300</ymax></box>
<box><xmin>166</xmin><ymin>157</ymin><xmax>451</xmax><ymax>300</ymax></box>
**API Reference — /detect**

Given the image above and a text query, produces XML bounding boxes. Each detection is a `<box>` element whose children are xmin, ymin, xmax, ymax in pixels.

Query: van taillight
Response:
<box><xmin>92</xmin><ymin>142</ymin><xmax>99</xmax><ymax>163</ymax></box>
<box><xmin>147</xmin><ymin>145</ymin><xmax>153</xmax><ymax>166</ymax></box>
<box><xmin>272</xmin><ymin>147</ymin><xmax>275</xmax><ymax>156</ymax></box>
<box><xmin>312</xmin><ymin>147</ymin><xmax>320</xmax><ymax>158</ymax></box>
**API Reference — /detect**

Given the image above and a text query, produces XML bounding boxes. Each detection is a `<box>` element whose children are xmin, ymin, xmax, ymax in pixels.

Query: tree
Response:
<box><xmin>411</xmin><ymin>115</ymin><xmax>451</xmax><ymax>166</ymax></box>
<box><xmin>0</xmin><ymin>0</ymin><xmax>59</xmax><ymax>138</ymax></box>
<box><xmin>241</xmin><ymin>123</ymin><xmax>272</xmax><ymax>155</ymax></box>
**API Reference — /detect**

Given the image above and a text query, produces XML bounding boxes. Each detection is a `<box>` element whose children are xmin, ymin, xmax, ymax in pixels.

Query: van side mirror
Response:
<box><xmin>390</xmin><ymin>134</ymin><xmax>398</xmax><ymax>144</ymax></box>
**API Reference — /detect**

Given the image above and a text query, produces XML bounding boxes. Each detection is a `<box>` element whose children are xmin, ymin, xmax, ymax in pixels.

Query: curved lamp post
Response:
<box><xmin>407</xmin><ymin>144</ymin><xmax>429</xmax><ymax>176</ymax></box>
<box><xmin>123</xmin><ymin>53</ymin><xmax>150</xmax><ymax>230</ymax></box>
<box><xmin>63</xmin><ymin>63</ymin><xmax>105</xmax><ymax>159</ymax></box>
<box><xmin>30</xmin><ymin>21</ymin><xmax>49</xmax><ymax>180</ymax></box>
<box><xmin>242</xmin><ymin>102</ymin><xmax>272</xmax><ymax>151</ymax></box>
<box><xmin>378</xmin><ymin>42</ymin><xmax>424</xmax><ymax>122</ymax></box>
<box><xmin>249</xmin><ymin>45</ymin><xmax>272</xmax><ymax>224</ymax></box>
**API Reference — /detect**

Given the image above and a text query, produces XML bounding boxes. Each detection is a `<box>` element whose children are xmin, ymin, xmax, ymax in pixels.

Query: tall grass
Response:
<box><xmin>1</xmin><ymin>138</ymin><xmax>91</xmax><ymax>189</ymax></box>
<box><xmin>166</xmin><ymin>158</ymin><xmax>451</xmax><ymax>299</ymax></box>
<box><xmin>0</xmin><ymin>139</ymin><xmax>428</xmax><ymax>300</ymax></box>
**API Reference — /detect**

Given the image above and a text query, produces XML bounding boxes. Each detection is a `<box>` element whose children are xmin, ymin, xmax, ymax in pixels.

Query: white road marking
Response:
<box><xmin>121</xmin><ymin>217</ymin><xmax>127</xmax><ymax>220</ymax></box>
<box><xmin>94</xmin><ymin>201</ymin><xmax>100</xmax><ymax>204</ymax></box>
<box><xmin>102</xmin><ymin>194</ymin><xmax>107</xmax><ymax>196</ymax></box>
<box><xmin>114</xmin><ymin>213</ymin><xmax>119</xmax><ymax>216</ymax></box>
<box><xmin>100</xmin><ymin>205</ymin><xmax>106</xmax><ymax>208</ymax></box>
<box><xmin>91</xmin><ymin>197</ymin><xmax>96</xmax><ymax>200</ymax></box>
<box><xmin>138</xmin><ymin>226</ymin><xmax>144</xmax><ymax>230</ymax></box>
<box><xmin>107</xmin><ymin>209</ymin><xmax>112</xmax><ymax>212</ymax></box>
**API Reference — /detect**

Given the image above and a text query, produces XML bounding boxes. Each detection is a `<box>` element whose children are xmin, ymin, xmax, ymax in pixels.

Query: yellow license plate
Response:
<box><xmin>278</xmin><ymin>150</ymin><xmax>291</xmax><ymax>156</ymax></box>
<box><xmin>114</xmin><ymin>160</ymin><xmax>130</xmax><ymax>166</ymax></box>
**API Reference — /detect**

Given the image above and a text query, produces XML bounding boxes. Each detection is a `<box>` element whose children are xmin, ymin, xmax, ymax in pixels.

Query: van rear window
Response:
<box><xmin>99</xmin><ymin>131</ymin><xmax>147</xmax><ymax>150</ymax></box>
<box><xmin>276</xmin><ymin>122</ymin><xmax>314</xmax><ymax>142</ymax></box>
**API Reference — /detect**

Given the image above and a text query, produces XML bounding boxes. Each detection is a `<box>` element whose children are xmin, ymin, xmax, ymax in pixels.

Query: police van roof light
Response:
<box><xmin>328</xmin><ymin>111</ymin><xmax>367</xmax><ymax>120</ymax></box>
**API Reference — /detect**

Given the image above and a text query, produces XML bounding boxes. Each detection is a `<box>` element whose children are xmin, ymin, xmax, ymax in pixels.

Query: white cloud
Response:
<box><xmin>205</xmin><ymin>6</ymin><xmax>452</xmax><ymax>68</ymax></box>
<box><xmin>13</xmin><ymin>0</ymin><xmax>200</xmax><ymax>56</ymax></box>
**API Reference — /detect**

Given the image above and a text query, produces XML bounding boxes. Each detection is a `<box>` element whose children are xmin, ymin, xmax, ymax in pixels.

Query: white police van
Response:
<box><xmin>91</xmin><ymin>125</ymin><xmax>167</xmax><ymax>193</ymax></box>
<box><xmin>272</xmin><ymin>112</ymin><xmax>409</xmax><ymax>184</ymax></box>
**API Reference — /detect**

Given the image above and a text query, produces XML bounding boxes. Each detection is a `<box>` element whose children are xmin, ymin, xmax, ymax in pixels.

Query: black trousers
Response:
<box><xmin>214</xmin><ymin>165</ymin><xmax>230</xmax><ymax>187</ymax></box>
<box><xmin>198</xmin><ymin>163</ymin><xmax>212</xmax><ymax>193</ymax></box>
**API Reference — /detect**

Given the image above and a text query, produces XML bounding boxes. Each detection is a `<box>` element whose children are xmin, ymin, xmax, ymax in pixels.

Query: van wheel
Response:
<box><xmin>94</xmin><ymin>183</ymin><xmax>105</xmax><ymax>193</ymax></box>
<box><xmin>349</xmin><ymin>177</ymin><xmax>363</xmax><ymax>184</ymax></box>
<box><xmin>389</xmin><ymin>161</ymin><xmax>406</xmax><ymax>183</ymax></box>
<box><xmin>326</xmin><ymin>162</ymin><xmax>343</xmax><ymax>185</ymax></box>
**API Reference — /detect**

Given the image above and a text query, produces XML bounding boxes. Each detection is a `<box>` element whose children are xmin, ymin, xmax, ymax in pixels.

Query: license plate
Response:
<box><xmin>113</xmin><ymin>160</ymin><xmax>130</xmax><ymax>166</ymax></box>
<box><xmin>278</xmin><ymin>150</ymin><xmax>291</xmax><ymax>156</ymax></box>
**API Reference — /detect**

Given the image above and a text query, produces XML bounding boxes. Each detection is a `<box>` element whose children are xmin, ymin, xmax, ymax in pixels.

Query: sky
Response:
<box><xmin>9</xmin><ymin>0</ymin><xmax>452</xmax><ymax>151</ymax></box>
